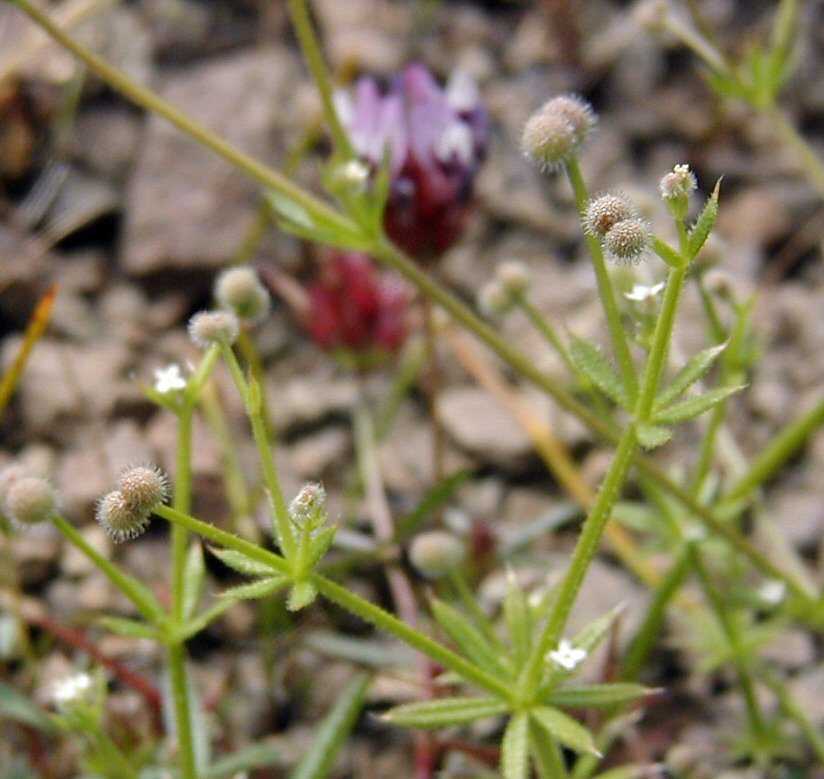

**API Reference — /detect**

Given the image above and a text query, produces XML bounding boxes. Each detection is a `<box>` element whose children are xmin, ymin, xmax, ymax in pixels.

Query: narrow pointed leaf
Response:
<box><xmin>573</xmin><ymin>606</ymin><xmax>624</xmax><ymax>655</ymax></box>
<box><xmin>291</xmin><ymin>673</ymin><xmax>371</xmax><ymax>779</ymax></box>
<box><xmin>178</xmin><ymin>600</ymin><xmax>235</xmax><ymax>641</ymax></box>
<box><xmin>656</xmin><ymin>343</ymin><xmax>727</xmax><ymax>409</ymax></box>
<box><xmin>220</xmin><ymin>576</ymin><xmax>289</xmax><ymax>601</ymax></box>
<box><xmin>635</xmin><ymin>423</ymin><xmax>672</xmax><ymax>450</ymax></box>
<box><xmin>546</xmin><ymin>683</ymin><xmax>655</xmax><ymax>709</ymax></box>
<box><xmin>393</xmin><ymin>470</ymin><xmax>471</xmax><ymax>542</ymax></box>
<box><xmin>203</xmin><ymin>744</ymin><xmax>283</xmax><ymax>778</ymax></box>
<box><xmin>96</xmin><ymin>616</ymin><xmax>162</xmax><ymax>641</ymax></box>
<box><xmin>182</xmin><ymin>543</ymin><xmax>206</xmax><ymax>620</ymax></box>
<box><xmin>654</xmin><ymin>385</ymin><xmax>743</xmax><ymax>425</ymax></box>
<box><xmin>0</xmin><ymin>682</ymin><xmax>57</xmax><ymax>733</ymax></box>
<box><xmin>504</xmin><ymin>576</ymin><xmax>532</xmax><ymax>666</ymax></box>
<box><xmin>307</xmin><ymin>527</ymin><xmax>337</xmax><ymax>569</ymax></box>
<box><xmin>287</xmin><ymin>580</ymin><xmax>318</xmax><ymax>611</ymax></box>
<box><xmin>209</xmin><ymin>547</ymin><xmax>276</xmax><ymax>577</ymax></box>
<box><xmin>530</xmin><ymin>706</ymin><xmax>598</xmax><ymax>755</ymax></box>
<box><xmin>384</xmin><ymin>696</ymin><xmax>507</xmax><ymax>729</ymax></box>
<box><xmin>430</xmin><ymin>599</ymin><xmax>509</xmax><ymax>678</ymax></box>
<box><xmin>687</xmin><ymin>180</ymin><xmax>721</xmax><ymax>259</ymax></box>
<box><xmin>501</xmin><ymin>712</ymin><xmax>530</xmax><ymax>779</ymax></box>
<box><xmin>267</xmin><ymin>191</ymin><xmax>369</xmax><ymax>251</ymax></box>
<box><xmin>570</xmin><ymin>337</ymin><xmax>628</xmax><ymax>408</ymax></box>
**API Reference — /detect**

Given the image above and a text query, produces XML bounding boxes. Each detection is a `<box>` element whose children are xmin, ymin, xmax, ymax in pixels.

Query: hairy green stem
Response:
<box><xmin>154</xmin><ymin>504</ymin><xmax>514</xmax><ymax>701</ymax></box>
<box><xmin>168</xmin><ymin>403</ymin><xmax>197</xmax><ymax>779</ymax></box>
<box><xmin>219</xmin><ymin>342</ymin><xmax>295</xmax><ymax>557</ymax></box>
<box><xmin>519</xmin><ymin>426</ymin><xmax>639</xmax><ymax>698</ymax></box>
<box><xmin>635</xmin><ymin>264</ymin><xmax>688</xmax><ymax>420</ymax></box>
<box><xmin>566</xmin><ymin>158</ymin><xmax>638</xmax><ymax>401</ymax></box>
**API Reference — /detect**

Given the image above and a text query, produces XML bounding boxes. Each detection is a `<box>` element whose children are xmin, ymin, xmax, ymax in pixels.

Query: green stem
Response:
<box><xmin>168</xmin><ymin>402</ymin><xmax>197</xmax><ymax>779</ymax></box>
<box><xmin>689</xmin><ymin>546</ymin><xmax>768</xmax><ymax>745</ymax></box>
<box><xmin>311</xmin><ymin>575</ymin><xmax>513</xmax><ymax>701</ymax></box>
<box><xmin>692</xmin><ymin>398</ymin><xmax>727</xmax><ymax>493</ymax></box>
<box><xmin>519</xmin><ymin>426</ymin><xmax>638</xmax><ymax>698</ymax></box>
<box><xmin>171</xmin><ymin>407</ymin><xmax>193</xmax><ymax>623</ymax></box>
<box><xmin>765</xmin><ymin>107</ymin><xmax>824</xmax><ymax>199</ymax></box>
<box><xmin>763</xmin><ymin>671</ymin><xmax>824</xmax><ymax>764</ymax></box>
<box><xmin>634</xmin><ymin>264</ymin><xmax>688</xmax><ymax>421</ymax></box>
<box><xmin>621</xmin><ymin>548</ymin><xmax>691</xmax><ymax>681</ymax></box>
<box><xmin>166</xmin><ymin>641</ymin><xmax>197</xmax><ymax>779</ymax></box>
<box><xmin>219</xmin><ymin>342</ymin><xmax>295</xmax><ymax>557</ymax></box>
<box><xmin>517</xmin><ymin>297</ymin><xmax>580</xmax><ymax>380</ymax></box>
<box><xmin>8</xmin><ymin>0</ymin><xmax>354</xmax><ymax>236</ymax></box>
<box><xmin>566</xmin><ymin>158</ymin><xmax>638</xmax><ymax>401</ymax></box>
<box><xmin>154</xmin><ymin>504</ymin><xmax>513</xmax><ymax>701</ymax></box>
<box><xmin>722</xmin><ymin>397</ymin><xmax>824</xmax><ymax>504</ymax></box>
<box><xmin>285</xmin><ymin>0</ymin><xmax>352</xmax><ymax>159</ymax></box>
<box><xmin>51</xmin><ymin>514</ymin><xmax>163</xmax><ymax>623</ymax></box>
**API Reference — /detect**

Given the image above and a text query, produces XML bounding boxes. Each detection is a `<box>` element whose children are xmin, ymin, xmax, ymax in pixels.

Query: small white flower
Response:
<box><xmin>625</xmin><ymin>282</ymin><xmax>665</xmax><ymax>303</ymax></box>
<box><xmin>52</xmin><ymin>672</ymin><xmax>92</xmax><ymax>708</ymax></box>
<box><xmin>547</xmin><ymin>638</ymin><xmax>587</xmax><ymax>671</ymax></box>
<box><xmin>758</xmin><ymin>580</ymin><xmax>786</xmax><ymax>605</ymax></box>
<box><xmin>340</xmin><ymin>159</ymin><xmax>370</xmax><ymax>186</ymax></box>
<box><xmin>153</xmin><ymin>364</ymin><xmax>187</xmax><ymax>394</ymax></box>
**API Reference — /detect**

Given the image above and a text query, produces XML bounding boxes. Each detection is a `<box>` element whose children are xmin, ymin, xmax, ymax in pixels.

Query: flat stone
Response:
<box><xmin>437</xmin><ymin>385</ymin><xmax>536</xmax><ymax>470</ymax></box>
<box><xmin>122</xmin><ymin>47</ymin><xmax>299</xmax><ymax>274</ymax></box>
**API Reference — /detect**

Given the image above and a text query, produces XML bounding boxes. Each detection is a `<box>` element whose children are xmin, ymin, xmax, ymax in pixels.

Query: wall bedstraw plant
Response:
<box><xmin>3</xmin><ymin>0</ymin><xmax>824</xmax><ymax>777</ymax></box>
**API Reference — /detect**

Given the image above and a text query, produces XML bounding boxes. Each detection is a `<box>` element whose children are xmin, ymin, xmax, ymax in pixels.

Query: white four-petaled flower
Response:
<box><xmin>153</xmin><ymin>364</ymin><xmax>187</xmax><ymax>394</ymax></box>
<box><xmin>625</xmin><ymin>282</ymin><xmax>665</xmax><ymax>303</ymax></box>
<box><xmin>547</xmin><ymin>638</ymin><xmax>587</xmax><ymax>671</ymax></box>
<box><xmin>52</xmin><ymin>672</ymin><xmax>92</xmax><ymax>708</ymax></box>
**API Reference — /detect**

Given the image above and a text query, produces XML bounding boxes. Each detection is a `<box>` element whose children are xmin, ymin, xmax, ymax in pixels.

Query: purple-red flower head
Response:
<box><xmin>336</xmin><ymin>64</ymin><xmax>488</xmax><ymax>260</ymax></box>
<box><xmin>303</xmin><ymin>252</ymin><xmax>411</xmax><ymax>360</ymax></box>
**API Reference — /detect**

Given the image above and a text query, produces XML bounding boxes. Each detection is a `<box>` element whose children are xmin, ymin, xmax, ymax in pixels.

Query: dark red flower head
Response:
<box><xmin>336</xmin><ymin>64</ymin><xmax>488</xmax><ymax>261</ymax></box>
<box><xmin>304</xmin><ymin>252</ymin><xmax>411</xmax><ymax>360</ymax></box>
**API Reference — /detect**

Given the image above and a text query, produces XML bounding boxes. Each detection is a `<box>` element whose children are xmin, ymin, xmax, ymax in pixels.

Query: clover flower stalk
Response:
<box><xmin>300</xmin><ymin>251</ymin><xmax>412</xmax><ymax>367</ymax></box>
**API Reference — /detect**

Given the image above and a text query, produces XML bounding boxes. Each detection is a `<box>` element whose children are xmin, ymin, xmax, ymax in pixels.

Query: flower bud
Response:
<box><xmin>584</xmin><ymin>193</ymin><xmax>637</xmax><ymax>237</ymax></box>
<box><xmin>522</xmin><ymin>95</ymin><xmax>595</xmax><ymax>171</ymax></box>
<box><xmin>289</xmin><ymin>482</ymin><xmax>327</xmax><ymax>527</ymax></box>
<box><xmin>495</xmin><ymin>260</ymin><xmax>531</xmax><ymax>298</ymax></box>
<box><xmin>409</xmin><ymin>530</ymin><xmax>465</xmax><ymax>579</ymax></box>
<box><xmin>477</xmin><ymin>279</ymin><xmax>513</xmax><ymax>317</ymax></box>
<box><xmin>603</xmin><ymin>218</ymin><xmax>650</xmax><ymax>264</ymax></box>
<box><xmin>95</xmin><ymin>490</ymin><xmax>150</xmax><ymax>543</ymax></box>
<box><xmin>0</xmin><ymin>464</ymin><xmax>33</xmax><ymax>518</ymax></box>
<box><xmin>115</xmin><ymin>465</ymin><xmax>169</xmax><ymax>514</ymax></box>
<box><xmin>214</xmin><ymin>266</ymin><xmax>271</xmax><ymax>324</ymax></box>
<box><xmin>5</xmin><ymin>475</ymin><xmax>56</xmax><ymax>525</ymax></box>
<box><xmin>634</xmin><ymin>0</ymin><xmax>668</xmax><ymax>33</ymax></box>
<box><xmin>659</xmin><ymin>163</ymin><xmax>697</xmax><ymax>219</ymax></box>
<box><xmin>188</xmin><ymin>310</ymin><xmax>239</xmax><ymax>348</ymax></box>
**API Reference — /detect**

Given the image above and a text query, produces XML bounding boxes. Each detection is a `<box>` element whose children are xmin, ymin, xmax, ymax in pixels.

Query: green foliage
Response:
<box><xmin>291</xmin><ymin>673</ymin><xmax>371</xmax><ymax>779</ymax></box>
<box><xmin>570</xmin><ymin>337</ymin><xmax>629</xmax><ymax>408</ymax></box>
